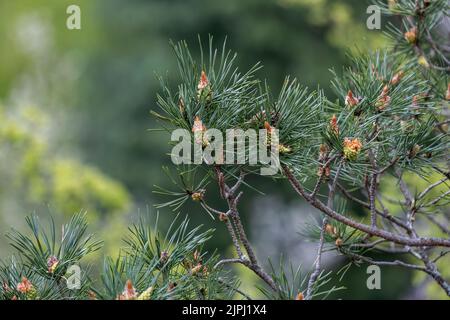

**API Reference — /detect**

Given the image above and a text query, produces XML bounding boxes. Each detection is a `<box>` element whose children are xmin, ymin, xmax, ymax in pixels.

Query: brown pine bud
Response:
<box><xmin>404</xmin><ymin>27</ymin><xmax>417</xmax><ymax>44</ymax></box>
<box><xmin>88</xmin><ymin>290</ymin><xmax>97</xmax><ymax>300</ymax></box>
<box><xmin>335</xmin><ymin>238</ymin><xmax>344</xmax><ymax>247</ymax></box>
<box><xmin>219</xmin><ymin>212</ymin><xmax>228</xmax><ymax>222</ymax></box>
<box><xmin>408</xmin><ymin>144</ymin><xmax>421</xmax><ymax>158</ymax></box>
<box><xmin>295</xmin><ymin>292</ymin><xmax>304</xmax><ymax>300</ymax></box>
<box><xmin>329</xmin><ymin>115</ymin><xmax>339</xmax><ymax>135</ymax></box>
<box><xmin>390</xmin><ymin>71</ymin><xmax>404</xmax><ymax>85</ymax></box>
<box><xmin>325</xmin><ymin>224</ymin><xmax>334</xmax><ymax>235</ymax></box>
<box><xmin>345</xmin><ymin>90</ymin><xmax>359</xmax><ymax>108</ymax></box>
<box><xmin>191</xmin><ymin>263</ymin><xmax>203</xmax><ymax>275</ymax></box>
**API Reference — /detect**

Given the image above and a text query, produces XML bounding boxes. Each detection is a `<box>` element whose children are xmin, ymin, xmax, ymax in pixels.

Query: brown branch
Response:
<box><xmin>213</xmin><ymin>167</ymin><xmax>279</xmax><ymax>293</ymax></box>
<box><xmin>283</xmin><ymin>165</ymin><xmax>450</xmax><ymax>248</ymax></box>
<box><xmin>306</xmin><ymin>217</ymin><xmax>327</xmax><ymax>300</ymax></box>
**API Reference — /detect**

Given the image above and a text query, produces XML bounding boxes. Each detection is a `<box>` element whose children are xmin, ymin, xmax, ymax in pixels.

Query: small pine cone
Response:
<box><xmin>404</xmin><ymin>27</ymin><xmax>417</xmax><ymax>44</ymax></box>
<box><xmin>343</xmin><ymin>138</ymin><xmax>362</xmax><ymax>161</ymax></box>
<box><xmin>137</xmin><ymin>287</ymin><xmax>153</xmax><ymax>300</ymax></box>
<box><xmin>191</xmin><ymin>263</ymin><xmax>203</xmax><ymax>275</ymax></box>
<box><xmin>345</xmin><ymin>90</ymin><xmax>359</xmax><ymax>108</ymax></box>
<box><xmin>408</xmin><ymin>144</ymin><xmax>421</xmax><ymax>159</ymax></box>
<box><xmin>17</xmin><ymin>277</ymin><xmax>37</xmax><ymax>299</ymax></box>
<box><xmin>88</xmin><ymin>290</ymin><xmax>97</xmax><ymax>300</ymax></box>
<box><xmin>191</xmin><ymin>190</ymin><xmax>205</xmax><ymax>202</ymax></box>
<box><xmin>295</xmin><ymin>292</ymin><xmax>304</xmax><ymax>300</ymax></box>
<box><xmin>417</xmin><ymin>56</ymin><xmax>429</xmax><ymax>68</ymax></box>
<box><xmin>325</xmin><ymin>224</ymin><xmax>334</xmax><ymax>235</ymax></box>
<box><xmin>197</xmin><ymin>71</ymin><xmax>212</xmax><ymax>102</ymax></box>
<box><xmin>329</xmin><ymin>115</ymin><xmax>339</xmax><ymax>135</ymax></box>
<box><xmin>279</xmin><ymin>144</ymin><xmax>292</xmax><ymax>154</ymax></box>
<box><xmin>390</xmin><ymin>71</ymin><xmax>404</xmax><ymax>85</ymax></box>
<box><xmin>120</xmin><ymin>280</ymin><xmax>137</xmax><ymax>300</ymax></box>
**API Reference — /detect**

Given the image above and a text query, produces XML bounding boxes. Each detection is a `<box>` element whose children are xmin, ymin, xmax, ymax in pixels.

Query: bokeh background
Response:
<box><xmin>0</xmin><ymin>0</ymin><xmax>440</xmax><ymax>299</ymax></box>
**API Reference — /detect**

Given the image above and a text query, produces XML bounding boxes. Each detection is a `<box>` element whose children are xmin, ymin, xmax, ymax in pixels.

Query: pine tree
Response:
<box><xmin>154</xmin><ymin>0</ymin><xmax>450</xmax><ymax>298</ymax></box>
<box><xmin>1</xmin><ymin>0</ymin><xmax>448</xmax><ymax>300</ymax></box>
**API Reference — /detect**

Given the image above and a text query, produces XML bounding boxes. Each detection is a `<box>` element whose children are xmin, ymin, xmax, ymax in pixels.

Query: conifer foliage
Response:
<box><xmin>154</xmin><ymin>0</ymin><xmax>450</xmax><ymax>298</ymax></box>
<box><xmin>1</xmin><ymin>0</ymin><xmax>449</xmax><ymax>299</ymax></box>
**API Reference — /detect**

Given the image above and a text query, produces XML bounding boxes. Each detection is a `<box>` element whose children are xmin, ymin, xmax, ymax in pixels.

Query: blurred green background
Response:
<box><xmin>0</xmin><ymin>0</ymin><xmax>441</xmax><ymax>299</ymax></box>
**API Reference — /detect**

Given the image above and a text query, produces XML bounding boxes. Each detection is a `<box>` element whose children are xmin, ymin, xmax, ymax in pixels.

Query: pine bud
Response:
<box><xmin>345</xmin><ymin>90</ymin><xmax>359</xmax><ymax>108</ymax></box>
<box><xmin>279</xmin><ymin>144</ymin><xmax>292</xmax><ymax>154</ymax></box>
<box><xmin>417</xmin><ymin>56</ymin><xmax>429</xmax><ymax>68</ymax></box>
<box><xmin>137</xmin><ymin>286</ymin><xmax>153</xmax><ymax>300</ymax></box>
<box><xmin>198</xmin><ymin>71</ymin><xmax>209</xmax><ymax>91</ymax></box>
<box><xmin>388</xmin><ymin>0</ymin><xmax>398</xmax><ymax>11</ymax></box>
<box><xmin>191</xmin><ymin>190</ymin><xmax>205</xmax><ymax>202</ymax></box>
<box><xmin>376</xmin><ymin>85</ymin><xmax>391</xmax><ymax>111</ymax></box>
<box><xmin>319</xmin><ymin>143</ymin><xmax>329</xmax><ymax>160</ymax></box>
<box><xmin>329</xmin><ymin>115</ymin><xmax>339</xmax><ymax>135</ymax></box>
<box><xmin>192</xmin><ymin>116</ymin><xmax>209</xmax><ymax>147</ymax></box>
<box><xmin>118</xmin><ymin>280</ymin><xmax>137</xmax><ymax>300</ymax></box>
<box><xmin>404</xmin><ymin>27</ymin><xmax>417</xmax><ymax>44</ymax></box>
<box><xmin>343</xmin><ymin>138</ymin><xmax>362</xmax><ymax>161</ymax></box>
<box><xmin>317</xmin><ymin>165</ymin><xmax>331</xmax><ymax>178</ymax></box>
<box><xmin>446</xmin><ymin>84</ymin><xmax>450</xmax><ymax>101</ymax></box>
<box><xmin>390</xmin><ymin>71</ymin><xmax>404</xmax><ymax>85</ymax></box>
<box><xmin>88</xmin><ymin>290</ymin><xmax>97</xmax><ymax>300</ymax></box>
<box><xmin>191</xmin><ymin>263</ymin><xmax>203</xmax><ymax>275</ymax></box>
<box><xmin>335</xmin><ymin>238</ymin><xmax>344</xmax><ymax>247</ymax></box>
<box><xmin>47</xmin><ymin>255</ymin><xmax>59</xmax><ymax>274</ymax></box>
<box><xmin>325</xmin><ymin>224</ymin><xmax>335</xmax><ymax>236</ymax></box>
<box><xmin>17</xmin><ymin>277</ymin><xmax>37</xmax><ymax>300</ymax></box>
<box><xmin>160</xmin><ymin>250</ymin><xmax>169</xmax><ymax>264</ymax></box>
<box><xmin>197</xmin><ymin>71</ymin><xmax>212</xmax><ymax>101</ymax></box>
<box><xmin>295</xmin><ymin>292</ymin><xmax>304</xmax><ymax>300</ymax></box>
<box><xmin>219</xmin><ymin>212</ymin><xmax>228</xmax><ymax>222</ymax></box>
<box><xmin>408</xmin><ymin>144</ymin><xmax>421</xmax><ymax>159</ymax></box>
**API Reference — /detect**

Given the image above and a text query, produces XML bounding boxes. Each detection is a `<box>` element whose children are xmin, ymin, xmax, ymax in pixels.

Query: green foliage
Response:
<box><xmin>0</xmin><ymin>212</ymin><xmax>239</xmax><ymax>300</ymax></box>
<box><xmin>1</xmin><ymin>212</ymin><xmax>99</xmax><ymax>300</ymax></box>
<box><xmin>97</xmin><ymin>214</ymin><xmax>238</xmax><ymax>300</ymax></box>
